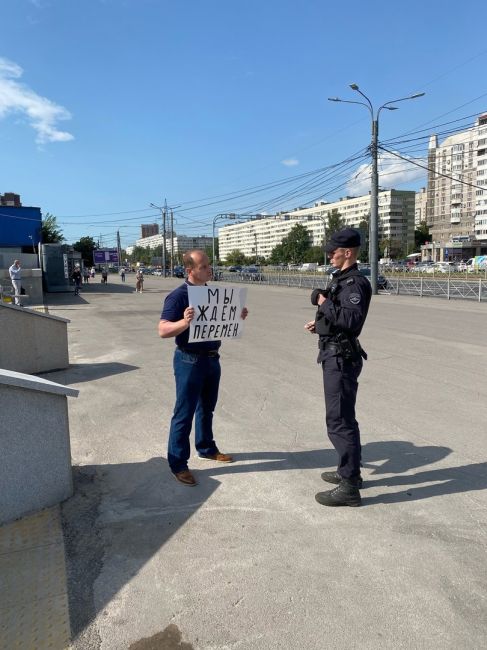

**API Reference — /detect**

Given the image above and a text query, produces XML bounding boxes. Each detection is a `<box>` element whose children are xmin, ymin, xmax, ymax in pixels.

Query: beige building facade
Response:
<box><xmin>218</xmin><ymin>190</ymin><xmax>415</xmax><ymax>261</ymax></box>
<box><xmin>427</xmin><ymin>113</ymin><xmax>487</xmax><ymax>243</ymax></box>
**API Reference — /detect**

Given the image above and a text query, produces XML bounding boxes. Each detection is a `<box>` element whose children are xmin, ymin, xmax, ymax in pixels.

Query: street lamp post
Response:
<box><xmin>328</xmin><ymin>85</ymin><xmax>424</xmax><ymax>294</ymax></box>
<box><xmin>212</xmin><ymin>213</ymin><xmax>237</xmax><ymax>271</ymax></box>
<box><xmin>313</xmin><ymin>215</ymin><xmax>327</xmax><ymax>266</ymax></box>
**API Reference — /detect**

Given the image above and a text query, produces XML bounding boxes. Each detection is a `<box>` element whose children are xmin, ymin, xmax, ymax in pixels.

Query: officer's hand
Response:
<box><xmin>241</xmin><ymin>307</ymin><xmax>249</xmax><ymax>320</ymax></box>
<box><xmin>304</xmin><ymin>320</ymin><xmax>316</xmax><ymax>333</ymax></box>
<box><xmin>184</xmin><ymin>307</ymin><xmax>195</xmax><ymax>325</ymax></box>
<box><xmin>317</xmin><ymin>293</ymin><xmax>327</xmax><ymax>306</ymax></box>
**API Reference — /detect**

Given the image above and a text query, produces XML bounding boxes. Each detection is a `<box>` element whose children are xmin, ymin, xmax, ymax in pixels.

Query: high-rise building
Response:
<box><xmin>141</xmin><ymin>223</ymin><xmax>159</xmax><ymax>238</ymax></box>
<box><xmin>415</xmin><ymin>188</ymin><xmax>428</xmax><ymax>226</ymax></box>
<box><xmin>0</xmin><ymin>192</ymin><xmax>21</xmax><ymax>207</ymax></box>
<box><xmin>426</xmin><ymin>113</ymin><xmax>487</xmax><ymax>243</ymax></box>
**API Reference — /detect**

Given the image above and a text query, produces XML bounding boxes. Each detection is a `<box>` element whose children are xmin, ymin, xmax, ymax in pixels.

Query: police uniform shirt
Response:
<box><xmin>318</xmin><ymin>263</ymin><xmax>371</xmax><ymax>339</ymax></box>
<box><xmin>161</xmin><ymin>281</ymin><xmax>221</xmax><ymax>352</ymax></box>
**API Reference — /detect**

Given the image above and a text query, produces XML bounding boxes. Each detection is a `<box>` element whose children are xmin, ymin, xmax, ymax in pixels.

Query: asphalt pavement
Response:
<box><xmin>43</xmin><ymin>273</ymin><xmax>487</xmax><ymax>650</ymax></box>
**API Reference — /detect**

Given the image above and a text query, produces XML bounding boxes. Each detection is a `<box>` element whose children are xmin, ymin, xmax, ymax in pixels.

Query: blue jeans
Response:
<box><xmin>168</xmin><ymin>349</ymin><xmax>221</xmax><ymax>473</ymax></box>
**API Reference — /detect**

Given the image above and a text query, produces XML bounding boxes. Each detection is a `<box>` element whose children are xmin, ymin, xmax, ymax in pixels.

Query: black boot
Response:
<box><xmin>315</xmin><ymin>478</ymin><xmax>362</xmax><ymax>507</ymax></box>
<box><xmin>321</xmin><ymin>471</ymin><xmax>363</xmax><ymax>489</ymax></box>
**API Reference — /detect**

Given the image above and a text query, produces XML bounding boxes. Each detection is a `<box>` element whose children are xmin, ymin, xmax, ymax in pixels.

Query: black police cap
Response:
<box><xmin>325</xmin><ymin>228</ymin><xmax>361</xmax><ymax>252</ymax></box>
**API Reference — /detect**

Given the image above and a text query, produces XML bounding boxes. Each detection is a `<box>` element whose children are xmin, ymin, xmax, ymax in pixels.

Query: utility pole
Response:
<box><xmin>163</xmin><ymin>199</ymin><xmax>167</xmax><ymax>277</ymax></box>
<box><xmin>116</xmin><ymin>230</ymin><xmax>122</xmax><ymax>269</ymax></box>
<box><xmin>170</xmin><ymin>209</ymin><xmax>174</xmax><ymax>277</ymax></box>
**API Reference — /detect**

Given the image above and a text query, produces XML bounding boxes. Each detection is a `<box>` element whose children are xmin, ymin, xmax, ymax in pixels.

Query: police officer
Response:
<box><xmin>304</xmin><ymin>228</ymin><xmax>371</xmax><ymax>507</ymax></box>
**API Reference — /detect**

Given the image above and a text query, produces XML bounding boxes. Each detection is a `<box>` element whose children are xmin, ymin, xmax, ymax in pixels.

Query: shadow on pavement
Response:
<box><xmin>61</xmin><ymin>440</ymin><xmax>466</xmax><ymax>644</ymax></box>
<box><xmin>62</xmin><ymin>458</ymin><xmax>220</xmax><ymax>646</ymax></box>
<box><xmin>39</xmin><ymin>361</ymin><xmax>139</xmax><ymax>384</ymax></box>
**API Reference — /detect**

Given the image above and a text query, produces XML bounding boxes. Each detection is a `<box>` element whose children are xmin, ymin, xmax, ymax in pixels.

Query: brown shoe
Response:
<box><xmin>198</xmin><ymin>452</ymin><xmax>234</xmax><ymax>463</ymax></box>
<box><xmin>173</xmin><ymin>470</ymin><xmax>197</xmax><ymax>486</ymax></box>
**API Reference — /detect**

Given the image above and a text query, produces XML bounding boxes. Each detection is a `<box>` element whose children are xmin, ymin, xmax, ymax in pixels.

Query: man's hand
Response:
<box><xmin>304</xmin><ymin>320</ymin><xmax>316</xmax><ymax>333</ymax></box>
<box><xmin>184</xmin><ymin>307</ymin><xmax>195</xmax><ymax>325</ymax></box>
<box><xmin>241</xmin><ymin>307</ymin><xmax>249</xmax><ymax>320</ymax></box>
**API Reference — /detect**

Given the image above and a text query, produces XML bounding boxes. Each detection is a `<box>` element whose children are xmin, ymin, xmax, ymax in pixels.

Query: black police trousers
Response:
<box><xmin>321</xmin><ymin>352</ymin><xmax>363</xmax><ymax>479</ymax></box>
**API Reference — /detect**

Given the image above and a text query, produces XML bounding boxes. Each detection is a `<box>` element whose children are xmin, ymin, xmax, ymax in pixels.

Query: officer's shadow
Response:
<box><xmin>360</xmin><ymin>440</ymin><xmax>487</xmax><ymax>505</ymax></box>
<box><xmin>197</xmin><ymin>440</ymin><xmax>487</xmax><ymax>506</ymax></box>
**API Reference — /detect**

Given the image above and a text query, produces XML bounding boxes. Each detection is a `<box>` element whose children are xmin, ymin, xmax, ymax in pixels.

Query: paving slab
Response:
<box><xmin>42</xmin><ymin>275</ymin><xmax>487</xmax><ymax>649</ymax></box>
<box><xmin>0</xmin><ymin>507</ymin><xmax>71</xmax><ymax>650</ymax></box>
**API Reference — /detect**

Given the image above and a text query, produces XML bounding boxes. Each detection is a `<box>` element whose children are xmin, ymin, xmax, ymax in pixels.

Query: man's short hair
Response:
<box><xmin>183</xmin><ymin>249</ymin><xmax>205</xmax><ymax>269</ymax></box>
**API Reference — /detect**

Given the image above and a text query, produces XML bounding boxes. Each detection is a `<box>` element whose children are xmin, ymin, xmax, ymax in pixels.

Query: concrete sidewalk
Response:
<box><xmin>5</xmin><ymin>273</ymin><xmax>487</xmax><ymax>649</ymax></box>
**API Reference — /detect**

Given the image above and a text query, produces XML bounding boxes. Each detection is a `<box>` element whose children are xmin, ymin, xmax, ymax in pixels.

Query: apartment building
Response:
<box><xmin>134</xmin><ymin>232</ymin><xmax>213</xmax><ymax>255</ymax></box>
<box><xmin>427</xmin><ymin>113</ymin><xmax>487</xmax><ymax>243</ymax></box>
<box><xmin>218</xmin><ymin>190</ymin><xmax>415</xmax><ymax>261</ymax></box>
<box><xmin>141</xmin><ymin>223</ymin><xmax>159</xmax><ymax>238</ymax></box>
<box><xmin>415</xmin><ymin>187</ymin><xmax>428</xmax><ymax>226</ymax></box>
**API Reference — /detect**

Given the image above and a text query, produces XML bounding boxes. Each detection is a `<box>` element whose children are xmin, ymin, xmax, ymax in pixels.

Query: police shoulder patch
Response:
<box><xmin>346</xmin><ymin>278</ymin><xmax>355</xmax><ymax>285</ymax></box>
<box><xmin>349</xmin><ymin>293</ymin><xmax>361</xmax><ymax>305</ymax></box>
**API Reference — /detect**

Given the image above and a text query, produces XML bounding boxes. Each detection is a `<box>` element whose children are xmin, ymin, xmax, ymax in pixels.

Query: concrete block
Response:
<box><xmin>0</xmin><ymin>370</ymin><xmax>79</xmax><ymax>525</ymax></box>
<box><xmin>0</xmin><ymin>303</ymin><xmax>70</xmax><ymax>373</ymax></box>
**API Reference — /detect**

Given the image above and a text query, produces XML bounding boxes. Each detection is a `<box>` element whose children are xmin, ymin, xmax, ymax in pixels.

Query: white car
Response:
<box><xmin>426</xmin><ymin>262</ymin><xmax>455</xmax><ymax>274</ymax></box>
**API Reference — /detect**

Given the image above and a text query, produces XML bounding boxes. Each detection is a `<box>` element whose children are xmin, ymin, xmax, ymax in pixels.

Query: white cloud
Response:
<box><xmin>346</xmin><ymin>151</ymin><xmax>426</xmax><ymax>195</ymax></box>
<box><xmin>282</xmin><ymin>158</ymin><xmax>299</xmax><ymax>167</ymax></box>
<box><xmin>0</xmin><ymin>57</ymin><xmax>74</xmax><ymax>144</ymax></box>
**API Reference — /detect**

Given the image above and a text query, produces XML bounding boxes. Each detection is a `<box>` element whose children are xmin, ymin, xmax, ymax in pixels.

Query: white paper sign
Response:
<box><xmin>187</xmin><ymin>285</ymin><xmax>247</xmax><ymax>342</ymax></box>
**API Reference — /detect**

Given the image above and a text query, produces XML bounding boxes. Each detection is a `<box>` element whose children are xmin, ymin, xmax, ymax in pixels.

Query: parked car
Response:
<box><xmin>227</xmin><ymin>265</ymin><xmax>242</xmax><ymax>272</ymax></box>
<box><xmin>240</xmin><ymin>266</ymin><xmax>263</xmax><ymax>281</ymax></box>
<box><xmin>172</xmin><ymin>266</ymin><xmax>185</xmax><ymax>278</ymax></box>
<box><xmin>425</xmin><ymin>262</ymin><xmax>456</xmax><ymax>274</ymax></box>
<box><xmin>358</xmin><ymin>266</ymin><xmax>388</xmax><ymax>290</ymax></box>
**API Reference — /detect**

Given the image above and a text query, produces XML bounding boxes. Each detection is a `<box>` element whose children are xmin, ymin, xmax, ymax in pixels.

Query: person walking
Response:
<box><xmin>83</xmin><ymin>267</ymin><xmax>90</xmax><ymax>283</ymax></box>
<box><xmin>71</xmin><ymin>265</ymin><xmax>82</xmax><ymax>295</ymax></box>
<box><xmin>158</xmin><ymin>250</ymin><xmax>248</xmax><ymax>486</ymax></box>
<box><xmin>120</xmin><ymin>268</ymin><xmax>126</xmax><ymax>282</ymax></box>
<box><xmin>135</xmin><ymin>269</ymin><xmax>144</xmax><ymax>293</ymax></box>
<box><xmin>101</xmin><ymin>268</ymin><xmax>108</xmax><ymax>284</ymax></box>
<box><xmin>304</xmin><ymin>228</ymin><xmax>371</xmax><ymax>507</ymax></box>
<box><xmin>8</xmin><ymin>259</ymin><xmax>22</xmax><ymax>306</ymax></box>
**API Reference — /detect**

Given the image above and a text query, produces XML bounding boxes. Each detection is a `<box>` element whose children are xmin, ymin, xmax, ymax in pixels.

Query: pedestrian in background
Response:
<box><xmin>120</xmin><ymin>268</ymin><xmax>126</xmax><ymax>282</ymax></box>
<box><xmin>135</xmin><ymin>269</ymin><xmax>144</xmax><ymax>292</ymax></box>
<box><xmin>158</xmin><ymin>249</ymin><xmax>248</xmax><ymax>486</ymax></box>
<box><xmin>83</xmin><ymin>267</ymin><xmax>90</xmax><ymax>283</ymax></box>
<box><xmin>90</xmin><ymin>267</ymin><xmax>96</xmax><ymax>279</ymax></box>
<box><xmin>8</xmin><ymin>259</ymin><xmax>22</xmax><ymax>306</ymax></box>
<box><xmin>71</xmin><ymin>265</ymin><xmax>83</xmax><ymax>296</ymax></box>
<box><xmin>101</xmin><ymin>268</ymin><xmax>108</xmax><ymax>284</ymax></box>
<box><xmin>71</xmin><ymin>264</ymin><xmax>83</xmax><ymax>296</ymax></box>
<box><xmin>304</xmin><ymin>228</ymin><xmax>371</xmax><ymax>507</ymax></box>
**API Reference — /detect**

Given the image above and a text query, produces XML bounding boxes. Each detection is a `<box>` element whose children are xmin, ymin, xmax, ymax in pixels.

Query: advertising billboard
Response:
<box><xmin>93</xmin><ymin>249</ymin><xmax>119</xmax><ymax>264</ymax></box>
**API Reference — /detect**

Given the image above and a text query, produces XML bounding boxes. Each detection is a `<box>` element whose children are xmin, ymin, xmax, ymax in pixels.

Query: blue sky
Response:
<box><xmin>2</xmin><ymin>0</ymin><xmax>487</xmax><ymax>248</ymax></box>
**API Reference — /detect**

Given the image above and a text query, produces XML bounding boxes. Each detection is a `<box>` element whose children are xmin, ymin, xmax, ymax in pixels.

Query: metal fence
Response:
<box><xmin>218</xmin><ymin>271</ymin><xmax>487</xmax><ymax>302</ymax></box>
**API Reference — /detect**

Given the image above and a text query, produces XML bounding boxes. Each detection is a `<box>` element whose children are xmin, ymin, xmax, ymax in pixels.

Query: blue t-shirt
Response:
<box><xmin>160</xmin><ymin>282</ymin><xmax>221</xmax><ymax>351</ymax></box>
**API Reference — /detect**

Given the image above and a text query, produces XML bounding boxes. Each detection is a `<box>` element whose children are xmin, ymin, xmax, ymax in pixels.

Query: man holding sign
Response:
<box><xmin>159</xmin><ymin>250</ymin><xmax>249</xmax><ymax>486</ymax></box>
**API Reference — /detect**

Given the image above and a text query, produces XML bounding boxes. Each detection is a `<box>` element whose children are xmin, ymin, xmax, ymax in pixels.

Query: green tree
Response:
<box><xmin>41</xmin><ymin>213</ymin><xmax>64</xmax><ymax>243</ymax></box>
<box><xmin>414</xmin><ymin>220</ymin><xmax>430</xmax><ymax>249</ymax></box>
<box><xmin>73</xmin><ymin>236</ymin><xmax>97</xmax><ymax>265</ymax></box>
<box><xmin>268</xmin><ymin>243</ymin><xmax>287</xmax><ymax>265</ymax></box>
<box><xmin>129</xmin><ymin>246</ymin><xmax>153</xmax><ymax>266</ymax></box>
<box><xmin>281</xmin><ymin>223</ymin><xmax>312</xmax><ymax>264</ymax></box>
<box><xmin>326</xmin><ymin>209</ymin><xmax>345</xmax><ymax>239</ymax></box>
<box><xmin>225</xmin><ymin>249</ymin><xmax>247</xmax><ymax>266</ymax></box>
<box><xmin>357</xmin><ymin>216</ymin><xmax>369</xmax><ymax>263</ymax></box>
<box><xmin>303</xmin><ymin>246</ymin><xmax>325</xmax><ymax>264</ymax></box>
